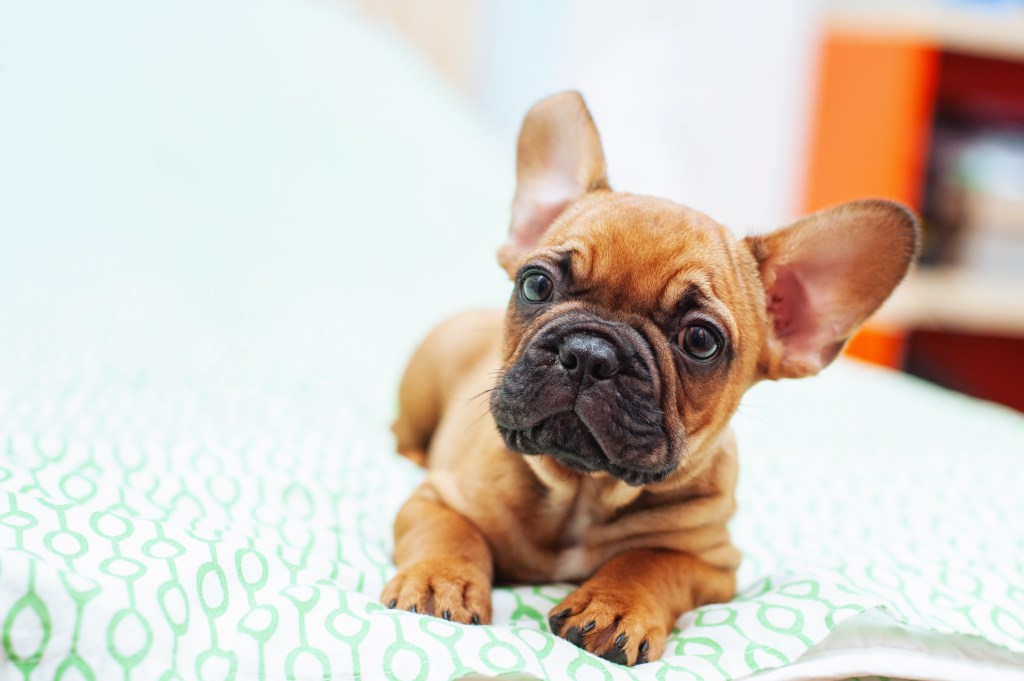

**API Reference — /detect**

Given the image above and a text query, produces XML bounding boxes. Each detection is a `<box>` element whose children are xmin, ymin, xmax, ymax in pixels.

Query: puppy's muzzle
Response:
<box><xmin>491</xmin><ymin>313</ymin><xmax>676</xmax><ymax>486</ymax></box>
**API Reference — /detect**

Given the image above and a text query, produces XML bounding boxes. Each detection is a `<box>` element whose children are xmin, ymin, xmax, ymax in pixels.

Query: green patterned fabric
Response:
<box><xmin>2</xmin><ymin>2</ymin><xmax>1024</xmax><ymax>680</ymax></box>
<box><xmin>2</xmin><ymin>351</ymin><xmax>1023</xmax><ymax>681</ymax></box>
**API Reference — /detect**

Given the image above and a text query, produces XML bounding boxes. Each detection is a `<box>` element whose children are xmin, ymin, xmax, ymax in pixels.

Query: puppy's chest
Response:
<box><xmin>549</xmin><ymin>485</ymin><xmax>637</xmax><ymax>582</ymax></box>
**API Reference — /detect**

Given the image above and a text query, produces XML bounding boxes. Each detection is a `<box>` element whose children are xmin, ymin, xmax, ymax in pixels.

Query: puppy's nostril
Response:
<box><xmin>592</xmin><ymin>359</ymin><xmax>617</xmax><ymax>379</ymax></box>
<box><xmin>558</xmin><ymin>333</ymin><xmax>620</xmax><ymax>382</ymax></box>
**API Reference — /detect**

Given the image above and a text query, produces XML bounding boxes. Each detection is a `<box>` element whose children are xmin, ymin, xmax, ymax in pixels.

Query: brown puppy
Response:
<box><xmin>381</xmin><ymin>92</ymin><xmax>919</xmax><ymax>666</ymax></box>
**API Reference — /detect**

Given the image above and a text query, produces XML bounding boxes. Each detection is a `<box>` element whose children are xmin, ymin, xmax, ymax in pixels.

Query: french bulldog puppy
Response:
<box><xmin>381</xmin><ymin>92</ymin><xmax>918</xmax><ymax>666</ymax></box>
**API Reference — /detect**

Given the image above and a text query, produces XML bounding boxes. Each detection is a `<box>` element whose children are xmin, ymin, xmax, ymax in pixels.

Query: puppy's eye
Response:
<box><xmin>520</xmin><ymin>271</ymin><xmax>553</xmax><ymax>303</ymax></box>
<box><xmin>680</xmin><ymin>324</ymin><xmax>720</xmax><ymax>360</ymax></box>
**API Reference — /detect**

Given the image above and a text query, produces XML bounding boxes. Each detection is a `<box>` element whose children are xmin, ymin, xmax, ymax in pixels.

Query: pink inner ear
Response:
<box><xmin>505</xmin><ymin>197</ymin><xmax>571</xmax><ymax>258</ymax></box>
<box><xmin>767</xmin><ymin>265</ymin><xmax>803</xmax><ymax>340</ymax></box>
<box><xmin>767</xmin><ymin>264</ymin><xmax>848</xmax><ymax>372</ymax></box>
<box><xmin>504</xmin><ymin>170</ymin><xmax>586</xmax><ymax>267</ymax></box>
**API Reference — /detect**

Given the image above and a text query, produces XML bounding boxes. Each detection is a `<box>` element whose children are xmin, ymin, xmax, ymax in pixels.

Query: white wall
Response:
<box><xmin>354</xmin><ymin>0</ymin><xmax>826</xmax><ymax>235</ymax></box>
<box><xmin>474</xmin><ymin>0</ymin><xmax>825</xmax><ymax>234</ymax></box>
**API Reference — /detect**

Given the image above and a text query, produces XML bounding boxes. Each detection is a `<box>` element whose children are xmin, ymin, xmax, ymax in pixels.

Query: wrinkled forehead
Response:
<box><xmin>536</xmin><ymin>193</ymin><xmax>743</xmax><ymax>318</ymax></box>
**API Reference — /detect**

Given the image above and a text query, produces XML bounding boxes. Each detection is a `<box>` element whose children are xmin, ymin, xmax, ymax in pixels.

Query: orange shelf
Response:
<box><xmin>804</xmin><ymin>30</ymin><xmax>942</xmax><ymax>367</ymax></box>
<box><xmin>845</xmin><ymin>325</ymin><xmax>908</xmax><ymax>369</ymax></box>
<box><xmin>803</xmin><ymin>31</ymin><xmax>939</xmax><ymax>214</ymax></box>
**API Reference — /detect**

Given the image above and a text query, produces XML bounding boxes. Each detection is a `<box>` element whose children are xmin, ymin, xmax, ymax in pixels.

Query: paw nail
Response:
<box><xmin>471</xmin><ymin>613</ymin><xmax>480</xmax><ymax>625</ymax></box>
<box><xmin>409</xmin><ymin>605</ymin><xmax>417</xmax><ymax>613</ymax></box>
<box><xmin>637</xmin><ymin>640</ymin><xmax>650</xmax><ymax>664</ymax></box>
<box><xmin>601</xmin><ymin>647</ymin><xmax>628</xmax><ymax>665</ymax></box>
<box><xmin>614</xmin><ymin>633</ymin><xmax>627</xmax><ymax>648</ymax></box>
<box><xmin>582</xmin><ymin>620</ymin><xmax>596</xmax><ymax>633</ymax></box>
<box><xmin>443</xmin><ymin>610</ymin><xmax>452</xmax><ymax>621</ymax></box>
<box><xmin>388</xmin><ymin>599</ymin><xmax>397</xmax><ymax>608</ymax></box>
<box><xmin>565</xmin><ymin>626</ymin><xmax>585</xmax><ymax>647</ymax></box>
<box><xmin>548</xmin><ymin>608</ymin><xmax>571</xmax><ymax>634</ymax></box>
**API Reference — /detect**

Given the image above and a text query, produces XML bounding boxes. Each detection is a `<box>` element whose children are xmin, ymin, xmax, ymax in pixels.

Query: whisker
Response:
<box><xmin>457</xmin><ymin>387</ymin><xmax>496</xmax><ymax>407</ymax></box>
<box><xmin>466</xmin><ymin>404</ymin><xmax>496</xmax><ymax>431</ymax></box>
<box><xmin>735</xmin><ymin>402</ymin><xmax>783</xmax><ymax>416</ymax></box>
<box><xmin>733</xmin><ymin>407</ymin><xmax>778</xmax><ymax>428</ymax></box>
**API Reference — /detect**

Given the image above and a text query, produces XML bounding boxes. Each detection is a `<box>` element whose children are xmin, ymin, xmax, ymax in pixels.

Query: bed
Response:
<box><xmin>1</xmin><ymin>2</ymin><xmax>1022</xmax><ymax>679</ymax></box>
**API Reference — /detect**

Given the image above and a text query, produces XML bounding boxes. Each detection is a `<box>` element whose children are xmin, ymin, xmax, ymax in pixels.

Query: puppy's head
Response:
<box><xmin>490</xmin><ymin>92</ymin><xmax>919</xmax><ymax>486</ymax></box>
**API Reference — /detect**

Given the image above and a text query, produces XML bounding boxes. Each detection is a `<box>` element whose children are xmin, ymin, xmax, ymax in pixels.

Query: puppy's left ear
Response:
<box><xmin>498</xmin><ymin>91</ymin><xmax>609</xmax><ymax>275</ymax></box>
<box><xmin>744</xmin><ymin>199</ymin><xmax>920</xmax><ymax>379</ymax></box>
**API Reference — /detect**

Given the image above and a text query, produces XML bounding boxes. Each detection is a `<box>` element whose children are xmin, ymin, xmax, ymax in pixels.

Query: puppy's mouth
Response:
<box><xmin>499</xmin><ymin>415</ymin><xmax>601</xmax><ymax>472</ymax></box>
<box><xmin>490</xmin><ymin>313</ymin><xmax>678</xmax><ymax>487</ymax></box>
<box><xmin>497</xmin><ymin>414</ymin><xmax>673</xmax><ymax>487</ymax></box>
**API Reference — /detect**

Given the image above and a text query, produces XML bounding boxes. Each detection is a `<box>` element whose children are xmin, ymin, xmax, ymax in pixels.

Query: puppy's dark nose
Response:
<box><xmin>558</xmin><ymin>333</ymin><xmax>619</xmax><ymax>382</ymax></box>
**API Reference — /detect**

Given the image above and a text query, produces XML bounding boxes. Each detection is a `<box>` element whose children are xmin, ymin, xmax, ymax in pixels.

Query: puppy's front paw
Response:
<box><xmin>381</xmin><ymin>558</ymin><xmax>492</xmax><ymax>625</ymax></box>
<box><xmin>549</xmin><ymin>586</ymin><xmax>667</xmax><ymax>666</ymax></box>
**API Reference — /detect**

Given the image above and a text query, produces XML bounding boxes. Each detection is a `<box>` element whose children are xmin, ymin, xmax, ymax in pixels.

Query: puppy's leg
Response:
<box><xmin>391</xmin><ymin>344</ymin><xmax>442</xmax><ymax>467</ymax></box>
<box><xmin>548</xmin><ymin>549</ymin><xmax>735</xmax><ymax>666</ymax></box>
<box><xmin>381</xmin><ymin>483</ymin><xmax>494</xmax><ymax>624</ymax></box>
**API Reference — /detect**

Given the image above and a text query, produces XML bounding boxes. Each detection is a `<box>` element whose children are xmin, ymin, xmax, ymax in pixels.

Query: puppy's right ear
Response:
<box><xmin>498</xmin><ymin>91</ymin><xmax>609</xmax><ymax>275</ymax></box>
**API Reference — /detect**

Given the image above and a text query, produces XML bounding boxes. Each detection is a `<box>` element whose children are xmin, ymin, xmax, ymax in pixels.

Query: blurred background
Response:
<box><xmin>2</xmin><ymin>0</ymin><xmax>1021</xmax><ymax>416</ymax></box>
<box><xmin>354</xmin><ymin>0</ymin><xmax>1024</xmax><ymax>412</ymax></box>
